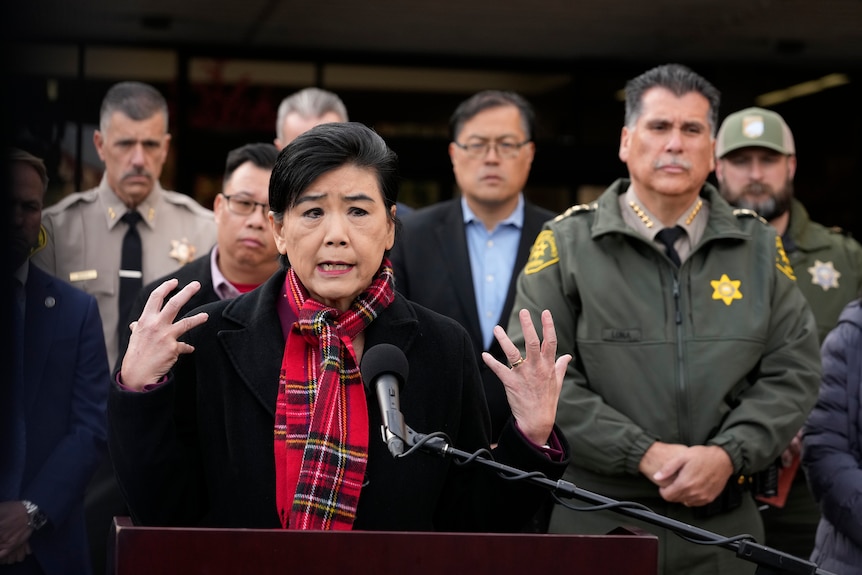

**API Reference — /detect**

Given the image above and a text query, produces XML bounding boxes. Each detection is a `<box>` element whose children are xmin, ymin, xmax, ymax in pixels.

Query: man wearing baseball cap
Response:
<box><xmin>716</xmin><ymin>106</ymin><xmax>862</xmax><ymax>556</ymax></box>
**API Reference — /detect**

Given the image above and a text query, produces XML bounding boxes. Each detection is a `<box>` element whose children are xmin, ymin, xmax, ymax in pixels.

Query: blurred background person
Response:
<box><xmin>1</xmin><ymin>148</ymin><xmax>109</xmax><ymax>575</ymax></box>
<box><xmin>273</xmin><ymin>87</ymin><xmax>349</xmax><ymax>151</ymax></box>
<box><xmin>716</xmin><ymin>107</ymin><xmax>862</xmax><ymax>342</ymax></box>
<box><xmin>391</xmin><ymin>90</ymin><xmax>555</xmax><ymax>444</ymax></box>
<box><xmin>715</xmin><ymin>107</ymin><xmax>862</xmax><ymax>556</ymax></box>
<box><xmin>274</xmin><ymin>86</ymin><xmax>412</xmax><ymax>215</ymax></box>
<box><xmin>32</xmin><ymin>80</ymin><xmax>217</xmax><ymax>368</ymax></box>
<box><xmin>29</xmin><ymin>80</ymin><xmax>217</xmax><ymax>575</ymax></box>
<box><xmin>117</xmin><ymin>142</ymin><xmax>279</xmax><ymax>364</ymax></box>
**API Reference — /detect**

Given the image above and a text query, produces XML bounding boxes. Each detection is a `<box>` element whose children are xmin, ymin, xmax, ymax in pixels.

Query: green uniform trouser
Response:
<box><xmin>548</xmin><ymin>495</ymin><xmax>765</xmax><ymax>575</ymax></box>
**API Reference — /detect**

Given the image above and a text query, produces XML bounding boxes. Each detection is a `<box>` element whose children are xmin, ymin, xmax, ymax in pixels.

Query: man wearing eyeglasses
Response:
<box><xmin>391</xmin><ymin>90</ymin><xmax>556</xmax><ymax>449</ymax></box>
<box><xmin>117</xmin><ymin>142</ymin><xmax>279</xmax><ymax>366</ymax></box>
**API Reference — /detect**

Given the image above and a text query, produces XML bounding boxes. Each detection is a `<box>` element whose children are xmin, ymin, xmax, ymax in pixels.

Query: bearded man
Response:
<box><xmin>716</xmin><ymin>106</ymin><xmax>862</xmax><ymax>557</ymax></box>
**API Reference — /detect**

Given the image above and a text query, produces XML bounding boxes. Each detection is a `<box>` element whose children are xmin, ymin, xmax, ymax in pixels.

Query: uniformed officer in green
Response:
<box><xmin>716</xmin><ymin>107</ymin><xmax>862</xmax><ymax>342</ymax></box>
<box><xmin>507</xmin><ymin>64</ymin><xmax>821</xmax><ymax>574</ymax></box>
<box><xmin>715</xmin><ymin>106</ymin><xmax>862</xmax><ymax>557</ymax></box>
<box><xmin>29</xmin><ymin>80</ymin><xmax>216</xmax><ymax>575</ymax></box>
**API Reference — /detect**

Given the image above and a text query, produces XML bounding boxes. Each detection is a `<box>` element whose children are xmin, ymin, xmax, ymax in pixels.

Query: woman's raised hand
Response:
<box><xmin>119</xmin><ymin>279</ymin><xmax>208</xmax><ymax>392</ymax></box>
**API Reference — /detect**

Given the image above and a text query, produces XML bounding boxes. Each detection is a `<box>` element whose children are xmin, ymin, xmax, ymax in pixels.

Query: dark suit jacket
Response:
<box><xmin>390</xmin><ymin>199</ymin><xmax>556</xmax><ymax>440</ymax></box>
<box><xmin>117</xmin><ymin>250</ymin><xmax>218</xmax><ymax>371</ymax></box>
<box><xmin>108</xmin><ymin>269</ymin><xmax>568</xmax><ymax>532</ymax></box>
<box><xmin>18</xmin><ymin>263</ymin><xmax>109</xmax><ymax>575</ymax></box>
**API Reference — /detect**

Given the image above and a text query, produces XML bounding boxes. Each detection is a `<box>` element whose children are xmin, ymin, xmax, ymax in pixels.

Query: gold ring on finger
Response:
<box><xmin>510</xmin><ymin>357</ymin><xmax>526</xmax><ymax>369</ymax></box>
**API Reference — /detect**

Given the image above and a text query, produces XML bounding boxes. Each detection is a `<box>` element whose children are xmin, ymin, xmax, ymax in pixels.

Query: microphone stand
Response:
<box><xmin>396</xmin><ymin>426</ymin><xmax>834</xmax><ymax>575</ymax></box>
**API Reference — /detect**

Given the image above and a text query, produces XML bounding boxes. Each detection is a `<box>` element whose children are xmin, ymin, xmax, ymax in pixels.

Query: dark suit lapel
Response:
<box><xmin>435</xmin><ymin>202</ymin><xmax>484</xmax><ymax>347</ymax></box>
<box><xmin>219</xmin><ymin>274</ymin><xmax>285</xmax><ymax>417</ymax></box>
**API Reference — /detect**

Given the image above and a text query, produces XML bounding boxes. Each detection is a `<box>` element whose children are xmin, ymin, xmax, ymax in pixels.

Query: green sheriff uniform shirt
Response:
<box><xmin>32</xmin><ymin>177</ymin><xmax>217</xmax><ymax>368</ymax></box>
<box><xmin>507</xmin><ymin>179</ymin><xmax>821</xmax><ymax>575</ymax></box>
<box><xmin>784</xmin><ymin>198</ymin><xmax>862</xmax><ymax>342</ymax></box>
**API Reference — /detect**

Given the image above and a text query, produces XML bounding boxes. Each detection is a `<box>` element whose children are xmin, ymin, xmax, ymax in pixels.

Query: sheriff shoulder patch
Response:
<box><xmin>525</xmin><ymin>229</ymin><xmax>559</xmax><ymax>275</ymax></box>
<box><xmin>30</xmin><ymin>225</ymin><xmax>48</xmax><ymax>256</ymax></box>
<box><xmin>775</xmin><ymin>236</ymin><xmax>796</xmax><ymax>281</ymax></box>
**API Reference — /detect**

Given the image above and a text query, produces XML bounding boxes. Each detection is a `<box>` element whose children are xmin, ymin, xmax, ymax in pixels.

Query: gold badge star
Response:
<box><xmin>710</xmin><ymin>274</ymin><xmax>743</xmax><ymax>306</ymax></box>
<box><xmin>169</xmin><ymin>238</ymin><xmax>197</xmax><ymax>266</ymax></box>
<box><xmin>807</xmin><ymin>260</ymin><xmax>841</xmax><ymax>291</ymax></box>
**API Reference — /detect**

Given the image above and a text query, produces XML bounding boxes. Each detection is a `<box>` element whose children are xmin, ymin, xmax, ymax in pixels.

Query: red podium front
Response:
<box><xmin>109</xmin><ymin>516</ymin><xmax>657</xmax><ymax>574</ymax></box>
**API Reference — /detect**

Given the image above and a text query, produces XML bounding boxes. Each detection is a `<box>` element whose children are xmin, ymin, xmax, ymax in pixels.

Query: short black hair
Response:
<box><xmin>449</xmin><ymin>90</ymin><xmax>535</xmax><ymax>142</ymax></box>
<box><xmin>270</xmin><ymin>122</ymin><xmax>398</xmax><ymax>214</ymax></box>
<box><xmin>269</xmin><ymin>122</ymin><xmax>399</xmax><ymax>267</ymax></box>
<box><xmin>624</xmin><ymin>63</ymin><xmax>721</xmax><ymax>135</ymax></box>
<box><xmin>99</xmin><ymin>81</ymin><xmax>169</xmax><ymax>131</ymax></box>
<box><xmin>224</xmin><ymin>143</ymin><xmax>278</xmax><ymax>184</ymax></box>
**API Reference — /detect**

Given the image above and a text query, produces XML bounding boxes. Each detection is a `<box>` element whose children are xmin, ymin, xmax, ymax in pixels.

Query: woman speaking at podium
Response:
<box><xmin>109</xmin><ymin>122</ymin><xmax>571</xmax><ymax>532</ymax></box>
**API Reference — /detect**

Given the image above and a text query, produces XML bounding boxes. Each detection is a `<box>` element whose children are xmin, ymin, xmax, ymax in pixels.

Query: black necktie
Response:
<box><xmin>118</xmin><ymin>211</ymin><xmax>143</xmax><ymax>343</ymax></box>
<box><xmin>656</xmin><ymin>225</ymin><xmax>685</xmax><ymax>267</ymax></box>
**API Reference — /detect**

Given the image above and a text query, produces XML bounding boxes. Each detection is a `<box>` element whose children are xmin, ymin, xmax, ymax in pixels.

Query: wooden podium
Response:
<box><xmin>109</xmin><ymin>517</ymin><xmax>657</xmax><ymax>574</ymax></box>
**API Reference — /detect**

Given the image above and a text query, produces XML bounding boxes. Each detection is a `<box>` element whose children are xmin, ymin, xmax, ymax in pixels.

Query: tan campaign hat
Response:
<box><xmin>715</xmin><ymin>107</ymin><xmax>795</xmax><ymax>158</ymax></box>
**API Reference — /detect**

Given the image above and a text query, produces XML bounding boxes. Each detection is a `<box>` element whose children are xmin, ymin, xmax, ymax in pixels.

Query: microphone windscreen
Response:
<box><xmin>360</xmin><ymin>343</ymin><xmax>409</xmax><ymax>389</ymax></box>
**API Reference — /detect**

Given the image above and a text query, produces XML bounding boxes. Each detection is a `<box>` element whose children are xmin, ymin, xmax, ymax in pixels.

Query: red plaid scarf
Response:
<box><xmin>274</xmin><ymin>260</ymin><xmax>395</xmax><ymax>530</ymax></box>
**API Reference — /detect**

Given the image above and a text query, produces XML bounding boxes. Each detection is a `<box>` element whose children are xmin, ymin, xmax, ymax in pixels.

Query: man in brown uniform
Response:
<box><xmin>31</xmin><ymin>80</ymin><xmax>216</xmax><ymax>575</ymax></box>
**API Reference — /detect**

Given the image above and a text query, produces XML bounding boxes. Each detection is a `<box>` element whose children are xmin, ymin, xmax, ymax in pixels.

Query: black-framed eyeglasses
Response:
<box><xmin>453</xmin><ymin>139</ymin><xmax>531</xmax><ymax>159</ymax></box>
<box><xmin>220</xmin><ymin>193</ymin><xmax>269</xmax><ymax>216</ymax></box>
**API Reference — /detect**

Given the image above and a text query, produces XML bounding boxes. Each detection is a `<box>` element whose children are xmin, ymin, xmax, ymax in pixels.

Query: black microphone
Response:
<box><xmin>360</xmin><ymin>343</ymin><xmax>409</xmax><ymax>457</ymax></box>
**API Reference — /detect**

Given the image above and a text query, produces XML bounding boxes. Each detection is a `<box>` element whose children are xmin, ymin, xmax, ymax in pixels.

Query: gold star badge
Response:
<box><xmin>807</xmin><ymin>260</ymin><xmax>841</xmax><ymax>291</ymax></box>
<box><xmin>710</xmin><ymin>274</ymin><xmax>743</xmax><ymax>306</ymax></box>
<box><xmin>169</xmin><ymin>238</ymin><xmax>197</xmax><ymax>266</ymax></box>
<box><xmin>525</xmin><ymin>230</ymin><xmax>559</xmax><ymax>275</ymax></box>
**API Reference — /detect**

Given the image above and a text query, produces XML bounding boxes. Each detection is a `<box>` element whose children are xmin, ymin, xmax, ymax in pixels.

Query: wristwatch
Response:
<box><xmin>21</xmin><ymin>500</ymin><xmax>48</xmax><ymax>530</ymax></box>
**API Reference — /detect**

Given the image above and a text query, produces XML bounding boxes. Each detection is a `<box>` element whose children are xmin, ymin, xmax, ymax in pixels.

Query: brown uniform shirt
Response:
<box><xmin>32</xmin><ymin>177</ymin><xmax>217</xmax><ymax>368</ymax></box>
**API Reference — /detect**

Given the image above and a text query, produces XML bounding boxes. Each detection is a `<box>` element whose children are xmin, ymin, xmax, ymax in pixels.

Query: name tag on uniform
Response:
<box><xmin>69</xmin><ymin>269</ymin><xmax>98</xmax><ymax>282</ymax></box>
<box><xmin>119</xmin><ymin>270</ymin><xmax>143</xmax><ymax>279</ymax></box>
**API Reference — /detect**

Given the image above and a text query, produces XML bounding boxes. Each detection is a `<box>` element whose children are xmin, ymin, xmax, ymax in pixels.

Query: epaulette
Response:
<box><xmin>554</xmin><ymin>202</ymin><xmax>596</xmax><ymax>222</ymax></box>
<box><xmin>161</xmin><ymin>190</ymin><xmax>215</xmax><ymax>217</ymax></box>
<box><xmin>828</xmin><ymin>225</ymin><xmax>853</xmax><ymax>238</ymax></box>
<box><xmin>43</xmin><ymin>188</ymin><xmax>99</xmax><ymax>212</ymax></box>
<box><xmin>732</xmin><ymin>208</ymin><xmax>768</xmax><ymax>225</ymax></box>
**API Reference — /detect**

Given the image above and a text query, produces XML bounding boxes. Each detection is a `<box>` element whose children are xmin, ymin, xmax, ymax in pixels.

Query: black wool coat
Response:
<box><xmin>109</xmin><ymin>269</ymin><xmax>569</xmax><ymax>532</ymax></box>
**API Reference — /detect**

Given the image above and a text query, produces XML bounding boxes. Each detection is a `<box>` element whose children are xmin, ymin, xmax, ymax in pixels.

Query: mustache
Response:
<box><xmin>741</xmin><ymin>182</ymin><xmax>772</xmax><ymax>196</ymax></box>
<box><xmin>654</xmin><ymin>157</ymin><xmax>692</xmax><ymax>170</ymax></box>
<box><xmin>121</xmin><ymin>167</ymin><xmax>153</xmax><ymax>180</ymax></box>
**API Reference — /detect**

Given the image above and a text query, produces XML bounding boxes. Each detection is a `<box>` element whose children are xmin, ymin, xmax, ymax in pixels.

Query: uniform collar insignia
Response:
<box><xmin>628</xmin><ymin>201</ymin><xmax>654</xmax><ymax>228</ymax></box>
<box><xmin>807</xmin><ymin>260</ymin><xmax>841</xmax><ymax>291</ymax></box>
<box><xmin>628</xmin><ymin>199</ymin><xmax>703</xmax><ymax>229</ymax></box>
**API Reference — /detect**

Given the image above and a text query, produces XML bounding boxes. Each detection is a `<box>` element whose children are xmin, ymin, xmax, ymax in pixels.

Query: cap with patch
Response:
<box><xmin>716</xmin><ymin>107</ymin><xmax>795</xmax><ymax>158</ymax></box>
